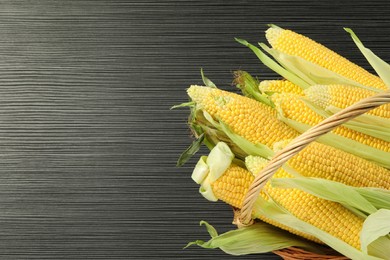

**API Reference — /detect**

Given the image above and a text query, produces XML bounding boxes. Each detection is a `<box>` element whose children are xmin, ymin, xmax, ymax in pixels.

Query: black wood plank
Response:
<box><xmin>0</xmin><ymin>0</ymin><xmax>388</xmax><ymax>259</ymax></box>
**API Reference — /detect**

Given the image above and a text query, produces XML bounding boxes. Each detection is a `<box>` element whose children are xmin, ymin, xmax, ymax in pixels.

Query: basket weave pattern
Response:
<box><xmin>236</xmin><ymin>89</ymin><xmax>390</xmax><ymax>259</ymax></box>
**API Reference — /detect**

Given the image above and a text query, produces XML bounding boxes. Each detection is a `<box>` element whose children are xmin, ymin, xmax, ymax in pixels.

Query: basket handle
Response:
<box><xmin>238</xmin><ymin>89</ymin><xmax>390</xmax><ymax>226</ymax></box>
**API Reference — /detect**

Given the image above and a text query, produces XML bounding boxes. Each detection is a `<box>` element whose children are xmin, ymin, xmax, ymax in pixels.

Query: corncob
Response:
<box><xmin>246</xmin><ymin>156</ymin><xmax>363</xmax><ymax>249</ymax></box>
<box><xmin>272</xmin><ymin>92</ymin><xmax>390</xmax><ymax>152</ymax></box>
<box><xmin>305</xmin><ymin>84</ymin><xmax>390</xmax><ymax>118</ymax></box>
<box><xmin>288</xmin><ymin>141</ymin><xmax>390</xmax><ymax>188</ymax></box>
<box><xmin>188</xmin><ymin>85</ymin><xmax>390</xmax><ymax>188</ymax></box>
<box><xmin>200</xmin><ymin>152</ymin><xmax>363</xmax><ymax>248</ymax></box>
<box><xmin>187</xmin><ymin>85</ymin><xmax>299</xmax><ymax>148</ymax></box>
<box><xmin>266</xmin><ymin>27</ymin><xmax>388</xmax><ymax>91</ymax></box>
<box><xmin>259</xmin><ymin>79</ymin><xmax>304</xmax><ymax>95</ymax></box>
<box><xmin>210</xmin><ymin>163</ymin><xmax>321</xmax><ymax>243</ymax></box>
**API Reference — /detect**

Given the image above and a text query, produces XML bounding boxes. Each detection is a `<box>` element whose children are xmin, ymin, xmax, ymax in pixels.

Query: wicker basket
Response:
<box><xmin>234</xmin><ymin>89</ymin><xmax>390</xmax><ymax>259</ymax></box>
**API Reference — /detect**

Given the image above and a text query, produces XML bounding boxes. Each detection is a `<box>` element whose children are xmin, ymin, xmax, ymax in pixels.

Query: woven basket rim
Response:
<box><xmin>273</xmin><ymin>247</ymin><xmax>350</xmax><ymax>260</ymax></box>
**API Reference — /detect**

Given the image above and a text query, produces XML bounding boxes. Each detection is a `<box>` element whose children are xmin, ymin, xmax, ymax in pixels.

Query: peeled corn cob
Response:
<box><xmin>259</xmin><ymin>79</ymin><xmax>304</xmax><ymax>95</ymax></box>
<box><xmin>183</xmin><ymin>26</ymin><xmax>390</xmax><ymax>259</ymax></box>
<box><xmin>210</xmin><ymin>163</ymin><xmax>321</xmax><ymax>243</ymax></box>
<box><xmin>266</xmin><ymin>27</ymin><xmax>388</xmax><ymax>91</ymax></box>
<box><xmin>188</xmin><ymin>85</ymin><xmax>390</xmax><ymax>188</ymax></box>
<box><xmin>187</xmin><ymin>85</ymin><xmax>299</xmax><ymax>148</ymax></box>
<box><xmin>272</xmin><ymin>92</ymin><xmax>390</xmax><ymax>152</ymax></box>
<box><xmin>195</xmin><ymin>143</ymin><xmax>364</xmax><ymax>249</ymax></box>
<box><xmin>288</xmin><ymin>141</ymin><xmax>390</xmax><ymax>188</ymax></box>
<box><xmin>245</xmin><ymin>156</ymin><xmax>363</xmax><ymax>249</ymax></box>
<box><xmin>305</xmin><ymin>84</ymin><xmax>390</xmax><ymax>118</ymax></box>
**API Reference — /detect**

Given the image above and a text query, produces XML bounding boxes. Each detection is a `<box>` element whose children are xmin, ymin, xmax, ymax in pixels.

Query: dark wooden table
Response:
<box><xmin>0</xmin><ymin>0</ymin><xmax>388</xmax><ymax>259</ymax></box>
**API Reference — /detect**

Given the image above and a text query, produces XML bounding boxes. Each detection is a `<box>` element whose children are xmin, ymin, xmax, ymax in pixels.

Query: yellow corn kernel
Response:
<box><xmin>305</xmin><ymin>84</ymin><xmax>390</xmax><ymax>118</ymax></box>
<box><xmin>211</xmin><ymin>164</ymin><xmax>254</xmax><ymax>209</ymax></box>
<box><xmin>272</xmin><ymin>92</ymin><xmax>390</xmax><ymax>152</ymax></box>
<box><xmin>259</xmin><ymin>80</ymin><xmax>304</xmax><ymax>95</ymax></box>
<box><xmin>266</xmin><ymin>27</ymin><xmax>387</xmax><ymax>91</ymax></box>
<box><xmin>187</xmin><ymin>85</ymin><xmax>299</xmax><ymax>148</ymax></box>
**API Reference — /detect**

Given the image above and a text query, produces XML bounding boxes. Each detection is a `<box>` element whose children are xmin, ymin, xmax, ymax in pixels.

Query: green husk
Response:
<box><xmin>200</xmin><ymin>68</ymin><xmax>217</xmax><ymax>88</ymax></box>
<box><xmin>324</xmin><ymin>105</ymin><xmax>390</xmax><ymax>142</ymax></box>
<box><xmin>368</xmin><ymin>237</ymin><xmax>390</xmax><ymax>260</ymax></box>
<box><xmin>191</xmin><ymin>155</ymin><xmax>209</xmax><ymax>184</ymax></box>
<box><xmin>177</xmin><ymin>133</ymin><xmax>205</xmax><ymax>167</ymax></box>
<box><xmin>201</xmin><ymin>111</ymin><xmax>274</xmax><ymax>159</ymax></box>
<box><xmin>259</xmin><ymin>43</ymin><xmax>380</xmax><ymax>92</ymax></box>
<box><xmin>356</xmin><ymin>188</ymin><xmax>390</xmax><ymax>210</ymax></box>
<box><xmin>193</xmin><ymin>142</ymin><xmax>236</xmax><ymax>202</ymax></box>
<box><xmin>269</xmin><ymin>177</ymin><xmax>390</xmax><ymax>259</ymax></box>
<box><xmin>206</xmin><ymin>142</ymin><xmax>234</xmax><ymax>182</ymax></box>
<box><xmin>235</xmin><ymin>38</ymin><xmax>310</xmax><ymax>89</ymax></box>
<box><xmin>253</xmin><ymin>196</ymin><xmax>382</xmax><ymax>260</ymax></box>
<box><xmin>271</xmin><ymin>177</ymin><xmax>377</xmax><ymax>215</ymax></box>
<box><xmin>186</xmin><ymin>220</ymin><xmax>321</xmax><ymax>255</ymax></box>
<box><xmin>361</xmin><ymin>209</ymin><xmax>390</xmax><ymax>254</ymax></box>
<box><xmin>302</xmin><ymin>98</ymin><xmax>390</xmax><ymax>144</ymax></box>
<box><xmin>170</xmin><ymin>101</ymin><xmax>195</xmax><ymax>110</ymax></box>
<box><xmin>233</xmin><ymin>70</ymin><xmax>275</xmax><ymax>107</ymax></box>
<box><xmin>345</xmin><ymin>28</ymin><xmax>390</xmax><ymax>89</ymax></box>
<box><xmin>191</xmin><ymin>109</ymin><xmax>246</xmax><ymax>159</ymax></box>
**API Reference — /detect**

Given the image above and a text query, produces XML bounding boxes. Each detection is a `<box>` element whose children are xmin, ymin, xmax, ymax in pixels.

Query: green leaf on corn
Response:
<box><xmin>186</xmin><ymin>220</ymin><xmax>321</xmax><ymax>255</ymax></box>
<box><xmin>275</xmin><ymin>103</ymin><xmax>390</xmax><ymax>168</ymax></box>
<box><xmin>345</xmin><ymin>28</ymin><xmax>390</xmax><ymax>89</ymax></box>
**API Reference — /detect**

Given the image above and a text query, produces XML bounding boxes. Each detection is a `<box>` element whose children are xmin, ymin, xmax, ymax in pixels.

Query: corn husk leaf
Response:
<box><xmin>202</xmin><ymin>111</ymin><xmax>274</xmax><ymax>159</ymax></box>
<box><xmin>170</xmin><ymin>101</ymin><xmax>195</xmax><ymax>110</ymax></box>
<box><xmin>356</xmin><ymin>188</ymin><xmax>390</xmax><ymax>210</ymax></box>
<box><xmin>186</xmin><ymin>220</ymin><xmax>320</xmax><ymax>255</ymax></box>
<box><xmin>275</xmin><ymin>103</ymin><xmax>390</xmax><ymax>168</ymax></box>
<box><xmin>345</xmin><ymin>28</ymin><xmax>390</xmax><ymax>89</ymax></box>
<box><xmin>177</xmin><ymin>133</ymin><xmax>205</xmax><ymax>167</ymax></box>
<box><xmin>253</xmin><ymin>196</ymin><xmax>382</xmax><ymax>259</ymax></box>
<box><xmin>235</xmin><ymin>38</ymin><xmax>310</xmax><ymax>89</ymax></box>
<box><xmin>206</xmin><ymin>142</ymin><xmax>234</xmax><ymax>183</ymax></box>
<box><xmin>271</xmin><ymin>177</ymin><xmax>377</xmax><ymax>216</ymax></box>
<box><xmin>191</xmin><ymin>110</ymin><xmax>248</xmax><ymax>159</ymax></box>
<box><xmin>259</xmin><ymin>43</ymin><xmax>380</xmax><ymax>92</ymax></box>
<box><xmin>324</xmin><ymin>105</ymin><xmax>390</xmax><ymax>142</ymax></box>
<box><xmin>368</xmin><ymin>236</ymin><xmax>390</xmax><ymax>260</ymax></box>
<box><xmin>361</xmin><ymin>209</ymin><xmax>390</xmax><ymax>256</ymax></box>
<box><xmin>200</xmin><ymin>68</ymin><xmax>217</xmax><ymax>88</ymax></box>
<box><xmin>234</xmin><ymin>70</ymin><xmax>275</xmax><ymax>107</ymax></box>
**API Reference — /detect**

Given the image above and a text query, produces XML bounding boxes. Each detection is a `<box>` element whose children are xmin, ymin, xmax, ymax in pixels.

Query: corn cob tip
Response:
<box><xmin>259</xmin><ymin>80</ymin><xmax>304</xmax><ymax>95</ymax></box>
<box><xmin>258</xmin><ymin>80</ymin><xmax>271</xmax><ymax>91</ymax></box>
<box><xmin>245</xmin><ymin>155</ymin><xmax>268</xmax><ymax>176</ymax></box>
<box><xmin>187</xmin><ymin>85</ymin><xmax>213</xmax><ymax>103</ymax></box>
<box><xmin>303</xmin><ymin>85</ymin><xmax>329</xmax><ymax>109</ymax></box>
<box><xmin>265</xmin><ymin>27</ymin><xmax>283</xmax><ymax>47</ymax></box>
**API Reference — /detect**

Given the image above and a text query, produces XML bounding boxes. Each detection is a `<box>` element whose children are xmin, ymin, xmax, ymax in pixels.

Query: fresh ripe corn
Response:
<box><xmin>266</xmin><ymin>27</ymin><xmax>388</xmax><ymax>91</ymax></box>
<box><xmin>210</xmin><ymin>160</ymin><xmax>363</xmax><ymax>248</ymax></box>
<box><xmin>246</xmin><ymin>156</ymin><xmax>363</xmax><ymax>249</ymax></box>
<box><xmin>272</xmin><ymin>92</ymin><xmax>390</xmax><ymax>152</ymax></box>
<box><xmin>210</xmin><ymin>163</ymin><xmax>320</xmax><ymax>243</ymax></box>
<box><xmin>259</xmin><ymin>80</ymin><xmax>304</xmax><ymax>95</ymax></box>
<box><xmin>211</xmin><ymin>164</ymin><xmax>254</xmax><ymax>209</ymax></box>
<box><xmin>288</xmin><ymin>141</ymin><xmax>390</xmax><ymax>189</ymax></box>
<box><xmin>187</xmin><ymin>85</ymin><xmax>300</xmax><ymax>148</ymax></box>
<box><xmin>188</xmin><ymin>86</ymin><xmax>390</xmax><ymax>188</ymax></box>
<box><xmin>305</xmin><ymin>84</ymin><xmax>390</xmax><ymax>118</ymax></box>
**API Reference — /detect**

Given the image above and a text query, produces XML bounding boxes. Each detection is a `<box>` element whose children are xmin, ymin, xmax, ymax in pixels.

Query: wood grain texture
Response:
<box><xmin>0</xmin><ymin>0</ymin><xmax>388</xmax><ymax>259</ymax></box>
